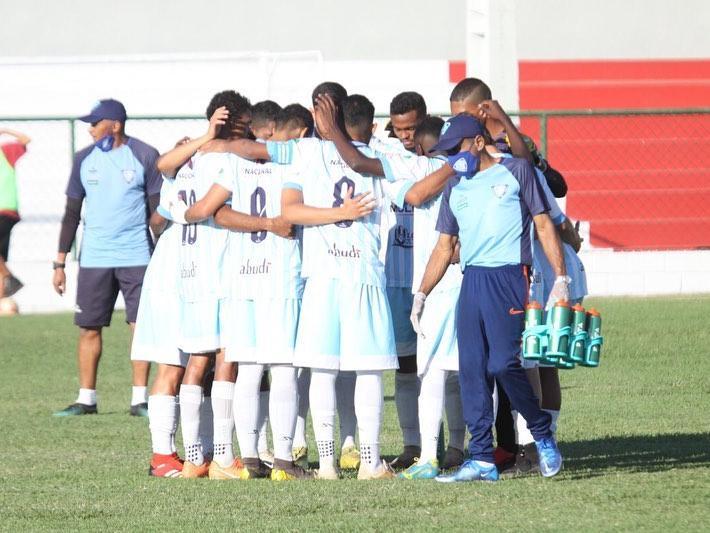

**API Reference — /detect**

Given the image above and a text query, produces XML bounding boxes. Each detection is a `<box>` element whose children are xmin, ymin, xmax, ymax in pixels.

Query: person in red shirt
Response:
<box><xmin>0</xmin><ymin>128</ymin><xmax>31</xmax><ymax>298</ymax></box>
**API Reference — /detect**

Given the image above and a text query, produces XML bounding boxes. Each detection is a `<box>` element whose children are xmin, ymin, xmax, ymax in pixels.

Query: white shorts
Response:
<box><xmin>131</xmin><ymin>288</ymin><xmax>189</xmax><ymax>367</ymax></box>
<box><xmin>221</xmin><ymin>296</ymin><xmax>300</xmax><ymax>364</ymax></box>
<box><xmin>178</xmin><ymin>298</ymin><xmax>222</xmax><ymax>354</ymax></box>
<box><xmin>293</xmin><ymin>278</ymin><xmax>398</xmax><ymax>371</ymax></box>
<box><xmin>417</xmin><ymin>287</ymin><xmax>460</xmax><ymax>376</ymax></box>
<box><xmin>387</xmin><ymin>286</ymin><xmax>417</xmax><ymax>357</ymax></box>
<box><xmin>531</xmin><ymin>242</ymin><xmax>588</xmax><ymax>304</ymax></box>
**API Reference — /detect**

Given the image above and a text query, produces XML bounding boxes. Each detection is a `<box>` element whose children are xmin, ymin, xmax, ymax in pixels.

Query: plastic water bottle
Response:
<box><xmin>523</xmin><ymin>301</ymin><xmax>544</xmax><ymax>360</ymax></box>
<box><xmin>583</xmin><ymin>309</ymin><xmax>603</xmax><ymax>367</ymax></box>
<box><xmin>569</xmin><ymin>303</ymin><xmax>587</xmax><ymax>363</ymax></box>
<box><xmin>547</xmin><ymin>300</ymin><xmax>572</xmax><ymax>360</ymax></box>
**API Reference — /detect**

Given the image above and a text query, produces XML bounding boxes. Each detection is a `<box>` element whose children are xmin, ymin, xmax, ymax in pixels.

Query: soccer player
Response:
<box><xmin>250</xmin><ymin>100</ymin><xmax>282</xmax><ymax>141</ymax></box>
<box><xmin>53</xmin><ymin>99</ymin><xmax>161</xmax><ymax>418</ymax></box>
<box><xmin>411</xmin><ymin>113</ymin><xmax>566</xmax><ymax>482</ymax></box>
<box><xmin>389</xmin><ymin>91</ymin><xmax>427</xmax><ymax>152</ymax></box>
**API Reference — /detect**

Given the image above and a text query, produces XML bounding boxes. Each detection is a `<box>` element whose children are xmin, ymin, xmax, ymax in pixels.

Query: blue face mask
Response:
<box><xmin>96</xmin><ymin>135</ymin><xmax>115</xmax><ymax>152</ymax></box>
<box><xmin>447</xmin><ymin>151</ymin><xmax>480</xmax><ymax>179</ymax></box>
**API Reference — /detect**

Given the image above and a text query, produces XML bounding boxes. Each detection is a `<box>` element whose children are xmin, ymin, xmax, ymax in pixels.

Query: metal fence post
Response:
<box><xmin>539</xmin><ymin>112</ymin><xmax>548</xmax><ymax>159</ymax></box>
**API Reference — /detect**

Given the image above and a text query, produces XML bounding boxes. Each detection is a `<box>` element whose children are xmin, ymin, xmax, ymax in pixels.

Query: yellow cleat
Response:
<box><xmin>271</xmin><ymin>462</ymin><xmax>314</xmax><ymax>480</ymax></box>
<box><xmin>208</xmin><ymin>459</ymin><xmax>245</xmax><ymax>480</ymax></box>
<box><xmin>292</xmin><ymin>446</ymin><xmax>308</xmax><ymax>468</ymax></box>
<box><xmin>339</xmin><ymin>446</ymin><xmax>361</xmax><ymax>470</ymax></box>
<box><xmin>357</xmin><ymin>461</ymin><xmax>396</xmax><ymax>480</ymax></box>
<box><xmin>182</xmin><ymin>460</ymin><xmax>210</xmax><ymax>479</ymax></box>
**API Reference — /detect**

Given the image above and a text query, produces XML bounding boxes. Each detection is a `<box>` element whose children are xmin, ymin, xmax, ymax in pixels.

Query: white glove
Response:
<box><xmin>169</xmin><ymin>200</ymin><xmax>189</xmax><ymax>225</ymax></box>
<box><xmin>545</xmin><ymin>275</ymin><xmax>571</xmax><ymax>310</ymax></box>
<box><xmin>410</xmin><ymin>292</ymin><xmax>427</xmax><ymax>338</ymax></box>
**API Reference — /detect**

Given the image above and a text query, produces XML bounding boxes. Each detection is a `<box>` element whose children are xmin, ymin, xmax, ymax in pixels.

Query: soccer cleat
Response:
<box><xmin>441</xmin><ymin>447</ymin><xmax>465</xmax><ymax>470</ymax></box>
<box><xmin>357</xmin><ymin>461</ymin><xmax>396</xmax><ymax>480</ymax></box>
<box><xmin>500</xmin><ymin>443</ymin><xmax>540</xmax><ymax>477</ymax></box>
<box><xmin>435</xmin><ymin>459</ymin><xmax>499</xmax><ymax>483</ymax></box>
<box><xmin>130</xmin><ymin>403</ymin><xmax>149</xmax><ymax>417</ymax></box>
<box><xmin>339</xmin><ymin>446</ymin><xmax>361</xmax><ymax>470</ymax></box>
<box><xmin>315</xmin><ymin>464</ymin><xmax>340</xmax><ymax>480</ymax></box>
<box><xmin>182</xmin><ymin>460</ymin><xmax>210</xmax><ymax>478</ymax></box>
<box><xmin>3</xmin><ymin>275</ymin><xmax>23</xmax><ymax>298</ymax></box>
<box><xmin>389</xmin><ymin>445</ymin><xmax>421</xmax><ymax>470</ymax></box>
<box><xmin>259</xmin><ymin>449</ymin><xmax>275</xmax><ymax>469</ymax></box>
<box><xmin>536</xmin><ymin>437</ymin><xmax>563</xmax><ymax>478</ymax></box>
<box><xmin>149</xmin><ymin>453</ymin><xmax>183</xmax><ymax>478</ymax></box>
<box><xmin>271</xmin><ymin>459</ymin><xmax>315</xmax><ymax>480</ymax></box>
<box><xmin>399</xmin><ymin>459</ymin><xmax>439</xmax><ymax>480</ymax></box>
<box><xmin>292</xmin><ymin>446</ymin><xmax>308</xmax><ymax>468</ymax></box>
<box><xmin>53</xmin><ymin>403</ymin><xmax>97</xmax><ymax>417</ymax></box>
<box><xmin>493</xmin><ymin>446</ymin><xmax>516</xmax><ymax>470</ymax></box>
<box><xmin>208</xmin><ymin>458</ymin><xmax>246</xmax><ymax>480</ymax></box>
<box><xmin>240</xmin><ymin>458</ymin><xmax>272</xmax><ymax>479</ymax></box>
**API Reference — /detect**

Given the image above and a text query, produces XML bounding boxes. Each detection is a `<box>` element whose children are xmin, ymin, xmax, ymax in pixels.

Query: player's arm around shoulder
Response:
<box><xmin>280</xmin><ymin>185</ymin><xmax>375</xmax><ymax>226</ymax></box>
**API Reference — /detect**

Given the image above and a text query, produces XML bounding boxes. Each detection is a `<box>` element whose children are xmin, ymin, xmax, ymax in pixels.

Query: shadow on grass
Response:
<box><xmin>561</xmin><ymin>432</ymin><xmax>710</xmax><ymax>479</ymax></box>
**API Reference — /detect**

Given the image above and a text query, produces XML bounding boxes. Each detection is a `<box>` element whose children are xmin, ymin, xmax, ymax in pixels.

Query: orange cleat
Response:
<box><xmin>149</xmin><ymin>452</ymin><xmax>184</xmax><ymax>478</ymax></box>
<box><xmin>208</xmin><ymin>458</ymin><xmax>246</xmax><ymax>480</ymax></box>
<box><xmin>182</xmin><ymin>460</ymin><xmax>211</xmax><ymax>478</ymax></box>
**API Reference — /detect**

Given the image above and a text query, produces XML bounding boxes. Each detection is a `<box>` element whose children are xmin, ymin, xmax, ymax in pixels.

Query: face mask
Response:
<box><xmin>447</xmin><ymin>151</ymin><xmax>480</xmax><ymax>179</ymax></box>
<box><xmin>96</xmin><ymin>135</ymin><xmax>115</xmax><ymax>152</ymax></box>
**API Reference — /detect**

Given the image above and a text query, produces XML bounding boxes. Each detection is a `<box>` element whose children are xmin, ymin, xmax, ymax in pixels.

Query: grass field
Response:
<box><xmin>1</xmin><ymin>295</ymin><xmax>709</xmax><ymax>532</ymax></box>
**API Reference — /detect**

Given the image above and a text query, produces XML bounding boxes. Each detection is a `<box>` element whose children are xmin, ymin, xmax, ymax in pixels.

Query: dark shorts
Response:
<box><xmin>74</xmin><ymin>266</ymin><xmax>147</xmax><ymax>328</ymax></box>
<box><xmin>0</xmin><ymin>215</ymin><xmax>19</xmax><ymax>261</ymax></box>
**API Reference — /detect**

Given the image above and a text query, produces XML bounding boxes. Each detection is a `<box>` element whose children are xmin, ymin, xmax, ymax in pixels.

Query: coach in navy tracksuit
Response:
<box><xmin>410</xmin><ymin>114</ymin><xmax>570</xmax><ymax>482</ymax></box>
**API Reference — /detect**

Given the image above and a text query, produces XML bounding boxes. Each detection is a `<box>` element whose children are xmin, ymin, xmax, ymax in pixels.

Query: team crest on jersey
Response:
<box><xmin>122</xmin><ymin>169</ymin><xmax>136</xmax><ymax>183</ymax></box>
<box><xmin>452</xmin><ymin>157</ymin><xmax>468</xmax><ymax>174</ymax></box>
<box><xmin>491</xmin><ymin>184</ymin><xmax>508</xmax><ymax>199</ymax></box>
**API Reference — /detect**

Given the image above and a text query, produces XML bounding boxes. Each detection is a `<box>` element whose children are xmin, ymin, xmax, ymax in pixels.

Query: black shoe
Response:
<box><xmin>441</xmin><ymin>446</ymin><xmax>465</xmax><ymax>470</ymax></box>
<box><xmin>53</xmin><ymin>403</ymin><xmax>97</xmax><ymax>417</ymax></box>
<box><xmin>130</xmin><ymin>402</ymin><xmax>149</xmax><ymax>417</ymax></box>
<box><xmin>500</xmin><ymin>443</ymin><xmax>540</xmax><ymax>477</ymax></box>
<box><xmin>242</xmin><ymin>457</ymin><xmax>272</xmax><ymax>479</ymax></box>
<box><xmin>3</xmin><ymin>275</ymin><xmax>23</xmax><ymax>298</ymax></box>
<box><xmin>389</xmin><ymin>445</ymin><xmax>421</xmax><ymax>470</ymax></box>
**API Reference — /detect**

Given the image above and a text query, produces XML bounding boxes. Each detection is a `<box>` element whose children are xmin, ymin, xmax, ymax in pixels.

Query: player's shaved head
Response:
<box><xmin>414</xmin><ymin>116</ymin><xmax>445</xmax><ymax>156</ymax></box>
<box><xmin>251</xmin><ymin>100</ymin><xmax>282</xmax><ymax>127</ymax></box>
<box><xmin>275</xmin><ymin>103</ymin><xmax>314</xmax><ymax>139</ymax></box>
<box><xmin>206</xmin><ymin>90</ymin><xmax>252</xmax><ymax>140</ymax></box>
<box><xmin>343</xmin><ymin>94</ymin><xmax>375</xmax><ymax>144</ymax></box>
<box><xmin>450</xmin><ymin>78</ymin><xmax>492</xmax><ymax>104</ymax></box>
<box><xmin>311</xmin><ymin>81</ymin><xmax>348</xmax><ymax>107</ymax></box>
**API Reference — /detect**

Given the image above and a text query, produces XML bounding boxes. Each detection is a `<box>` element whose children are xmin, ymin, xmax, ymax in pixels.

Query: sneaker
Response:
<box><xmin>130</xmin><ymin>403</ymin><xmax>149</xmax><ymax>417</ymax></box>
<box><xmin>315</xmin><ymin>464</ymin><xmax>340</xmax><ymax>480</ymax></box>
<box><xmin>240</xmin><ymin>457</ymin><xmax>272</xmax><ymax>479</ymax></box>
<box><xmin>389</xmin><ymin>445</ymin><xmax>421</xmax><ymax>470</ymax></box>
<box><xmin>493</xmin><ymin>446</ymin><xmax>516</xmax><ymax>469</ymax></box>
<box><xmin>208</xmin><ymin>458</ymin><xmax>245</xmax><ymax>480</ymax></box>
<box><xmin>357</xmin><ymin>461</ymin><xmax>396</xmax><ymax>480</ymax></box>
<box><xmin>500</xmin><ymin>443</ymin><xmax>540</xmax><ymax>477</ymax></box>
<box><xmin>441</xmin><ymin>447</ymin><xmax>465</xmax><ymax>470</ymax></box>
<box><xmin>435</xmin><ymin>459</ymin><xmax>499</xmax><ymax>483</ymax></box>
<box><xmin>536</xmin><ymin>437</ymin><xmax>563</xmax><ymax>478</ymax></box>
<box><xmin>53</xmin><ymin>403</ymin><xmax>97</xmax><ymax>417</ymax></box>
<box><xmin>259</xmin><ymin>449</ymin><xmax>275</xmax><ymax>469</ymax></box>
<box><xmin>271</xmin><ymin>459</ymin><xmax>314</xmax><ymax>480</ymax></box>
<box><xmin>149</xmin><ymin>453</ymin><xmax>183</xmax><ymax>478</ymax></box>
<box><xmin>339</xmin><ymin>446</ymin><xmax>361</xmax><ymax>470</ymax></box>
<box><xmin>399</xmin><ymin>459</ymin><xmax>439</xmax><ymax>480</ymax></box>
<box><xmin>292</xmin><ymin>446</ymin><xmax>308</xmax><ymax>468</ymax></box>
<box><xmin>3</xmin><ymin>275</ymin><xmax>23</xmax><ymax>298</ymax></box>
<box><xmin>182</xmin><ymin>460</ymin><xmax>210</xmax><ymax>478</ymax></box>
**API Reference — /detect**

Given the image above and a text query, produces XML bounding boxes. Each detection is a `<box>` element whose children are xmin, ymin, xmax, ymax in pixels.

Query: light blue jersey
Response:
<box><xmin>269</xmin><ymin>138</ymin><xmax>396</xmax><ymax>289</ymax></box>
<box><xmin>215</xmin><ymin>154</ymin><xmax>304</xmax><ymax>299</ymax></box>
<box><xmin>174</xmin><ymin>152</ymin><xmax>231</xmax><ymax>302</ymax></box>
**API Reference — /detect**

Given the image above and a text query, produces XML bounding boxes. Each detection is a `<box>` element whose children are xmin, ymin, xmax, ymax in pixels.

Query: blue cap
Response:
<box><xmin>430</xmin><ymin>113</ymin><xmax>486</xmax><ymax>152</ymax></box>
<box><xmin>78</xmin><ymin>99</ymin><xmax>127</xmax><ymax>123</ymax></box>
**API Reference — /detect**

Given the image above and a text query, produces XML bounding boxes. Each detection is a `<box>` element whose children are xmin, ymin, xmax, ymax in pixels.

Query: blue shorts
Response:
<box><xmin>293</xmin><ymin>278</ymin><xmax>398</xmax><ymax>371</ymax></box>
<box><xmin>131</xmin><ymin>287</ymin><xmax>188</xmax><ymax>367</ymax></box>
<box><xmin>221</xmin><ymin>297</ymin><xmax>300</xmax><ymax>364</ymax></box>
<box><xmin>417</xmin><ymin>286</ymin><xmax>461</xmax><ymax>376</ymax></box>
<box><xmin>179</xmin><ymin>299</ymin><xmax>222</xmax><ymax>354</ymax></box>
<box><xmin>74</xmin><ymin>266</ymin><xmax>146</xmax><ymax>328</ymax></box>
<box><xmin>386</xmin><ymin>286</ymin><xmax>417</xmax><ymax>357</ymax></box>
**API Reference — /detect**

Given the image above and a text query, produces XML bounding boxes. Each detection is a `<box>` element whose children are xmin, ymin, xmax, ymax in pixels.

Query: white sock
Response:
<box><xmin>269</xmin><ymin>365</ymin><xmax>298</xmax><ymax>462</ymax></box>
<box><xmin>311</xmin><ymin>369</ymin><xmax>338</xmax><ymax>469</ymax></box>
<box><xmin>444</xmin><ymin>372</ymin><xmax>466</xmax><ymax>451</ymax></box>
<box><xmin>543</xmin><ymin>408</ymin><xmax>560</xmax><ymax>434</ymax></box>
<box><xmin>294</xmin><ymin>367</ymin><xmax>310</xmax><ymax>448</ymax></box>
<box><xmin>476</xmin><ymin>460</ymin><xmax>495</xmax><ymax>468</ymax></box>
<box><xmin>258</xmin><ymin>390</ymin><xmax>270</xmax><ymax>453</ymax></box>
<box><xmin>418</xmin><ymin>368</ymin><xmax>446</xmax><ymax>462</ymax></box>
<box><xmin>211</xmin><ymin>381</ymin><xmax>235</xmax><ymax>468</ymax></box>
<box><xmin>76</xmin><ymin>388</ymin><xmax>96</xmax><ymax>406</ymax></box>
<box><xmin>131</xmin><ymin>386</ymin><xmax>148</xmax><ymax>406</ymax></box>
<box><xmin>179</xmin><ymin>384</ymin><xmax>204</xmax><ymax>465</ymax></box>
<box><xmin>171</xmin><ymin>396</ymin><xmax>179</xmax><ymax>453</ymax></box>
<box><xmin>395</xmin><ymin>371</ymin><xmax>421</xmax><ymax>448</ymax></box>
<box><xmin>355</xmin><ymin>370</ymin><xmax>384</xmax><ymax>470</ymax></box>
<box><xmin>148</xmin><ymin>394</ymin><xmax>177</xmax><ymax>455</ymax></box>
<box><xmin>514</xmin><ymin>410</ymin><xmax>535</xmax><ymax>446</ymax></box>
<box><xmin>234</xmin><ymin>363</ymin><xmax>263</xmax><ymax>459</ymax></box>
<box><xmin>199</xmin><ymin>395</ymin><xmax>213</xmax><ymax>457</ymax></box>
<box><xmin>336</xmin><ymin>371</ymin><xmax>357</xmax><ymax>450</ymax></box>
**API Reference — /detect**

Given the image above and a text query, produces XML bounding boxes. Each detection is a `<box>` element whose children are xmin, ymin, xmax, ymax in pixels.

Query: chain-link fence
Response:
<box><xmin>2</xmin><ymin>109</ymin><xmax>709</xmax><ymax>266</ymax></box>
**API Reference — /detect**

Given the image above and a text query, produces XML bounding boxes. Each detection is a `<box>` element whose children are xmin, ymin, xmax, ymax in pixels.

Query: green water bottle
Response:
<box><xmin>568</xmin><ymin>303</ymin><xmax>587</xmax><ymax>363</ymax></box>
<box><xmin>583</xmin><ymin>308</ymin><xmax>603</xmax><ymax>367</ymax></box>
<box><xmin>546</xmin><ymin>300</ymin><xmax>572</xmax><ymax>360</ymax></box>
<box><xmin>523</xmin><ymin>301</ymin><xmax>544</xmax><ymax>360</ymax></box>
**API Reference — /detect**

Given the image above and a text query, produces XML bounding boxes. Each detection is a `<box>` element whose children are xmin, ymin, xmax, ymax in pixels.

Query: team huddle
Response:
<box><xmin>128</xmin><ymin>78</ymin><xmax>587</xmax><ymax>482</ymax></box>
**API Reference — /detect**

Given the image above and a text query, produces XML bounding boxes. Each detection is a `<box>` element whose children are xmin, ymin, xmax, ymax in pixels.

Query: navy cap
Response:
<box><xmin>78</xmin><ymin>99</ymin><xmax>127</xmax><ymax>123</ymax></box>
<box><xmin>430</xmin><ymin>113</ymin><xmax>486</xmax><ymax>152</ymax></box>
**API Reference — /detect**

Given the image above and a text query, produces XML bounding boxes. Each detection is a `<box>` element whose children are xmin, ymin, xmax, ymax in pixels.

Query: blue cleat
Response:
<box><xmin>536</xmin><ymin>437</ymin><xmax>563</xmax><ymax>477</ymax></box>
<box><xmin>399</xmin><ymin>459</ymin><xmax>439</xmax><ymax>480</ymax></box>
<box><xmin>435</xmin><ymin>459</ymin><xmax>499</xmax><ymax>483</ymax></box>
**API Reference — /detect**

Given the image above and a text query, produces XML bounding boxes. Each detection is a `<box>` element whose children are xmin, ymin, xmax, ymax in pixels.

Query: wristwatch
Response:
<box><xmin>52</xmin><ymin>261</ymin><xmax>66</xmax><ymax>270</ymax></box>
